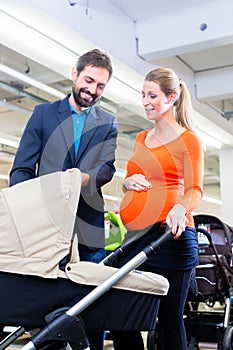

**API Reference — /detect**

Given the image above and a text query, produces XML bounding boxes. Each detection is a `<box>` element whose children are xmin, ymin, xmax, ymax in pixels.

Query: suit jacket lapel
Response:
<box><xmin>56</xmin><ymin>96</ymin><xmax>75</xmax><ymax>164</ymax></box>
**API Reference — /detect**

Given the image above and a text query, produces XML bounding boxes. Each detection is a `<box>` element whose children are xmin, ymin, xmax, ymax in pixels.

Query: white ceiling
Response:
<box><xmin>0</xmin><ymin>0</ymin><xmax>233</xmax><ymax>219</ymax></box>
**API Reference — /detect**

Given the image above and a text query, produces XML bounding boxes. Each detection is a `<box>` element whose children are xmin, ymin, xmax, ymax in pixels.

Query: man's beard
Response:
<box><xmin>72</xmin><ymin>87</ymin><xmax>99</xmax><ymax>108</ymax></box>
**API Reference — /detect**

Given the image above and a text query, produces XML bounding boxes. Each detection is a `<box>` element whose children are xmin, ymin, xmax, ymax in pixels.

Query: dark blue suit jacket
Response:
<box><xmin>10</xmin><ymin>95</ymin><xmax>118</xmax><ymax>248</ymax></box>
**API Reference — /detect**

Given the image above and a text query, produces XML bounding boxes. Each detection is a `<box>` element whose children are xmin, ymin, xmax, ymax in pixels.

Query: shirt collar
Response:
<box><xmin>69</xmin><ymin>102</ymin><xmax>91</xmax><ymax>115</ymax></box>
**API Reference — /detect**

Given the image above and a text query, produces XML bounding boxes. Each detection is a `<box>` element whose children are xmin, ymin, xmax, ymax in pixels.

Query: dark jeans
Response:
<box><xmin>78</xmin><ymin>244</ymin><xmax>106</xmax><ymax>263</ymax></box>
<box><xmin>113</xmin><ymin>268</ymin><xmax>193</xmax><ymax>350</ymax></box>
<box><xmin>78</xmin><ymin>244</ymin><xmax>106</xmax><ymax>350</ymax></box>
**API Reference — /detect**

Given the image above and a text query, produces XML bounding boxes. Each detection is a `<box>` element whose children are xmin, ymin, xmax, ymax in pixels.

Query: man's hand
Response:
<box><xmin>81</xmin><ymin>172</ymin><xmax>90</xmax><ymax>186</ymax></box>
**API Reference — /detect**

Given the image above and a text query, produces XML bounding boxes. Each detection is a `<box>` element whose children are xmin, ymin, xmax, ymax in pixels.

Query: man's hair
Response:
<box><xmin>76</xmin><ymin>49</ymin><xmax>113</xmax><ymax>80</ymax></box>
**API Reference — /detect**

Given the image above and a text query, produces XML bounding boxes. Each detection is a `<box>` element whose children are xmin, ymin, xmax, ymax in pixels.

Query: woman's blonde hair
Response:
<box><xmin>145</xmin><ymin>67</ymin><xmax>195</xmax><ymax>131</ymax></box>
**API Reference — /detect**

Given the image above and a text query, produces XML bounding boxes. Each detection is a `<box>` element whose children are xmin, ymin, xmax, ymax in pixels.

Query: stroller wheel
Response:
<box><xmin>222</xmin><ymin>326</ymin><xmax>233</xmax><ymax>350</ymax></box>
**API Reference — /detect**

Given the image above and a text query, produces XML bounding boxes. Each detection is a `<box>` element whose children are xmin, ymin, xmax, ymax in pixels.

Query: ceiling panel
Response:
<box><xmin>179</xmin><ymin>44</ymin><xmax>233</xmax><ymax>72</ymax></box>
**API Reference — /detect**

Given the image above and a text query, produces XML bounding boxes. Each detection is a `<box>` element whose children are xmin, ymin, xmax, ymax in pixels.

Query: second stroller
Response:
<box><xmin>185</xmin><ymin>214</ymin><xmax>233</xmax><ymax>350</ymax></box>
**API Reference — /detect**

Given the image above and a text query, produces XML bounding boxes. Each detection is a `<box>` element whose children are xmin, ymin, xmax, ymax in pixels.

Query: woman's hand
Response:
<box><xmin>123</xmin><ymin>174</ymin><xmax>152</xmax><ymax>192</ymax></box>
<box><xmin>166</xmin><ymin>204</ymin><xmax>188</xmax><ymax>239</ymax></box>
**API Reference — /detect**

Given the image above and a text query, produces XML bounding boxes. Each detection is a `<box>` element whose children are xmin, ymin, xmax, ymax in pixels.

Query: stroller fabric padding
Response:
<box><xmin>63</xmin><ymin>261</ymin><xmax>169</xmax><ymax>295</ymax></box>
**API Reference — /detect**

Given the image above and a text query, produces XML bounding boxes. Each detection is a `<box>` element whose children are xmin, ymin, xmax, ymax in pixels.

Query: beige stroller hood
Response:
<box><xmin>0</xmin><ymin>168</ymin><xmax>81</xmax><ymax>278</ymax></box>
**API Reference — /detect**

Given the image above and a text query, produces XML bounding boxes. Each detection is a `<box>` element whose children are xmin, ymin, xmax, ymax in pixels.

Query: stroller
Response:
<box><xmin>0</xmin><ymin>169</ymin><xmax>171</xmax><ymax>350</ymax></box>
<box><xmin>185</xmin><ymin>214</ymin><xmax>233</xmax><ymax>349</ymax></box>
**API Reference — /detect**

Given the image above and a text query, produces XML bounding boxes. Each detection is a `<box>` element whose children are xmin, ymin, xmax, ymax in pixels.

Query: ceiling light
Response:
<box><xmin>0</xmin><ymin>8</ymin><xmax>84</xmax><ymax>77</ymax></box>
<box><xmin>0</xmin><ymin>63</ymin><xmax>66</xmax><ymax>100</ymax></box>
<box><xmin>196</xmin><ymin>129</ymin><xmax>222</xmax><ymax>150</ymax></box>
<box><xmin>99</xmin><ymin>100</ymin><xmax>117</xmax><ymax>115</ymax></box>
<box><xmin>103</xmin><ymin>194</ymin><xmax>120</xmax><ymax>202</ymax></box>
<box><xmin>115</xmin><ymin>170</ymin><xmax>126</xmax><ymax>178</ymax></box>
<box><xmin>0</xmin><ymin>132</ymin><xmax>20</xmax><ymax>148</ymax></box>
<box><xmin>202</xmin><ymin>195</ymin><xmax>222</xmax><ymax>205</ymax></box>
<box><xmin>0</xmin><ymin>100</ymin><xmax>31</xmax><ymax>115</ymax></box>
<box><xmin>0</xmin><ymin>174</ymin><xmax>9</xmax><ymax>180</ymax></box>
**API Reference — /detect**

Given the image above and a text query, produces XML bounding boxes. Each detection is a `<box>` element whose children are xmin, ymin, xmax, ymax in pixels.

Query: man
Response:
<box><xmin>10</xmin><ymin>49</ymin><xmax>118</xmax><ymax>349</ymax></box>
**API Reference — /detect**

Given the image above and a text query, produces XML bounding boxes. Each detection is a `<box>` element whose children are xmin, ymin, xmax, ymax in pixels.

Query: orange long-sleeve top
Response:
<box><xmin>120</xmin><ymin>129</ymin><xmax>204</xmax><ymax>231</ymax></box>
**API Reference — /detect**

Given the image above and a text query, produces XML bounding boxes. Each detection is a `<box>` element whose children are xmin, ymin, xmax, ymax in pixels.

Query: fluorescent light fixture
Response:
<box><xmin>196</xmin><ymin>129</ymin><xmax>222</xmax><ymax>150</ymax></box>
<box><xmin>0</xmin><ymin>63</ymin><xmax>66</xmax><ymax>100</ymax></box>
<box><xmin>103</xmin><ymin>194</ymin><xmax>119</xmax><ymax>201</ymax></box>
<box><xmin>0</xmin><ymin>132</ymin><xmax>20</xmax><ymax>148</ymax></box>
<box><xmin>0</xmin><ymin>174</ymin><xmax>9</xmax><ymax>180</ymax></box>
<box><xmin>202</xmin><ymin>195</ymin><xmax>222</xmax><ymax>205</ymax></box>
<box><xmin>0</xmin><ymin>137</ymin><xmax>19</xmax><ymax>148</ymax></box>
<box><xmin>115</xmin><ymin>170</ymin><xmax>126</xmax><ymax>178</ymax></box>
<box><xmin>99</xmin><ymin>100</ymin><xmax>117</xmax><ymax>115</ymax></box>
<box><xmin>0</xmin><ymin>100</ymin><xmax>31</xmax><ymax>115</ymax></box>
<box><xmin>0</xmin><ymin>7</ymin><xmax>84</xmax><ymax>78</ymax></box>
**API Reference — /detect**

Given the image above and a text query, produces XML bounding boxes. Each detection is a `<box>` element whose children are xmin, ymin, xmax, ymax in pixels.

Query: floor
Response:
<box><xmin>4</xmin><ymin>331</ymin><xmax>219</xmax><ymax>350</ymax></box>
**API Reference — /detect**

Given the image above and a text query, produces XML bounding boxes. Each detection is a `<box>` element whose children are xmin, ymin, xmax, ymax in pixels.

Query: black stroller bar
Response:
<box><xmin>21</xmin><ymin>227</ymin><xmax>173</xmax><ymax>350</ymax></box>
<box><xmin>101</xmin><ymin>223</ymin><xmax>171</xmax><ymax>266</ymax></box>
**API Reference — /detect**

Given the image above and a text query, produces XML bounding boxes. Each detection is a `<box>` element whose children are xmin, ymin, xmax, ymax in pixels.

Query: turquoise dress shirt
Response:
<box><xmin>69</xmin><ymin>104</ymin><xmax>91</xmax><ymax>158</ymax></box>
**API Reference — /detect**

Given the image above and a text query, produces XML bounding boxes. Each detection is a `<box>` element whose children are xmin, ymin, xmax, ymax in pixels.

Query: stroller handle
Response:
<box><xmin>196</xmin><ymin>227</ymin><xmax>212</xmax><ymax>242</ymax></box>
<box><xmin>101</xmin><ymin>224</ymin><xmax>173</xmax><ymax>266</ymax></box>
<box><xmin>143</xmin><ymin>226</ymin><xmax>173</xmax><ymax>258</ymax></box>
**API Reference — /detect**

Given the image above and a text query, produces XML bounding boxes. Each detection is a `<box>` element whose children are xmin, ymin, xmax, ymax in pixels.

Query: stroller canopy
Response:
<box><xmin>0</xmin><ymin>169</ymin><xmax>81</xmax><ymax>278</ymax></box>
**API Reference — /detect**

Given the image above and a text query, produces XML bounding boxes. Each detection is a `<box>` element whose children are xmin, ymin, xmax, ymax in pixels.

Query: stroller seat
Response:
<box><xmin>0</xmin><ymin>169</ymin><xmax>169</xmax><ymax>349</ymax></box>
